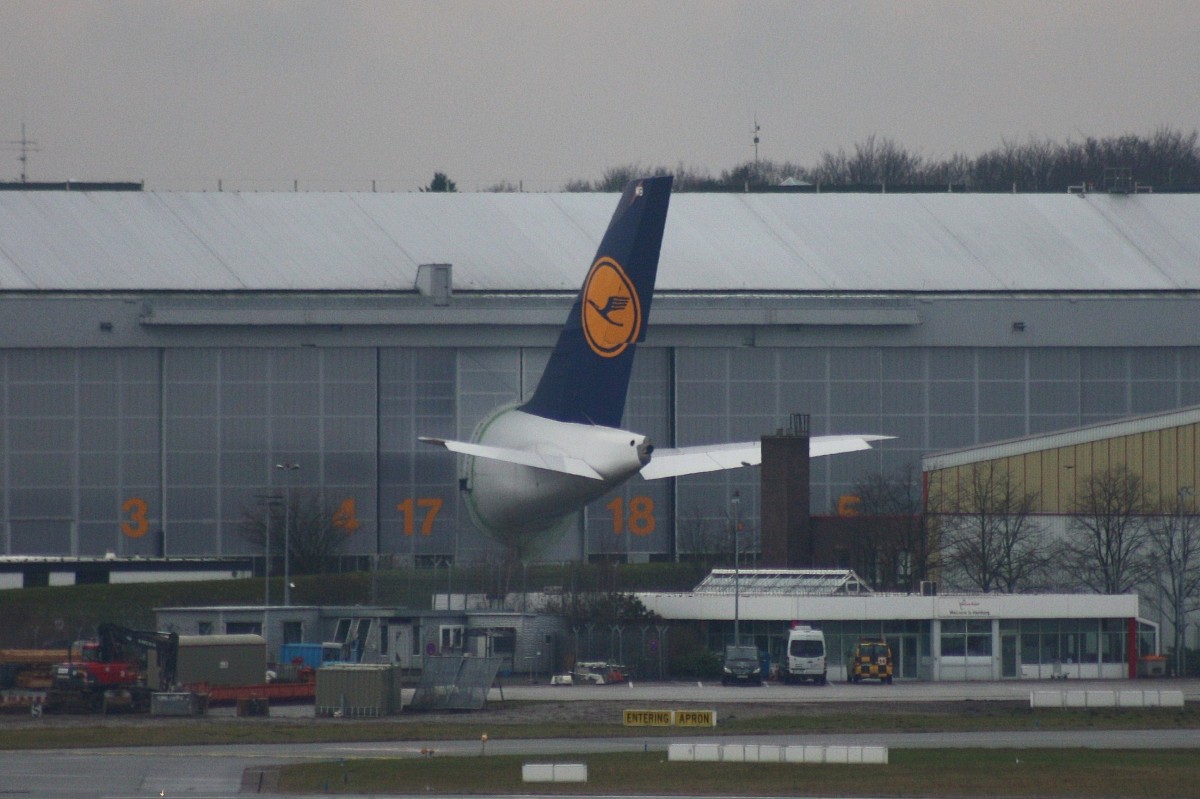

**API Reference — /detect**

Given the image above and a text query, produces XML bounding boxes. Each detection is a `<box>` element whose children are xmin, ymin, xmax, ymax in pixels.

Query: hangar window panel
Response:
<box><xmin>730</xmin><ymin>386</ymin><xmax>778</xmax><ymax>416</ymax></box>
<box><xmin>323</xmin><ymin>348</ymin><xmax>376</xmax><ymax>381</ymax></box>
<box><xmin>977</xmin><ymin>349</ymin><xmax>1025</xmax><ymax>380</ymax></box>
<box><xmin>271</xmin><ymin>420</ymin><xmax>320</xmax><ymax>452</ymax></box>
<box><xmin>778</xmin><ymin>346</ymin><xmax>830</xmax><ymax>377</ymax></box>
<box><xmin>929</xmin><ymin>382</ymin><xmax>975</xmax><ymax>415</ymax></box>
<box><xmin>79</xmin><ymin>382</ymin><xmax>119</xmax><ymax>415</ymax></box>
<box><xmin>323</xmin><ymin>382</ymin><xmax>375</xmax><ymax>416</ymax></box>
<box><xmin>169</xmin><ymin>486</ymin><xmax>219</xmax><ymax>521</ymax></box>
<box><xmin>13</xmin><ymin>419</ymin><xmax>75</xmax><ymax>452</ymax></box>
<box><xmin>169</xmin><ymin>417</ymin><xmax>219</xmax><ymax>451</ymax></box>
<box><xmin>1129</xmin><ymin>349</ymin><xmax>1177</xmax><ymax>380</ymax></box>
<box><xmin>881</xmin><ymin>448</ymin><xmax>924</xmax><ymax>476</ymax></box>
<box><xmin>323</xmin><ymin>451</ymin><xmax>376</xmax><ymax>486</ymax></box>
<box><xmin>166</xmin><ymin>522</ymin><xmax>216</xmax><ymax>556</ymax></box>
<box><xmin>166</xmin><ymin>452</ymin><xmax>217</xmax><ymax>485</ymax></box>
<box><xmin>677</xmin><ymin>348</ymin><xmax>728</xmax><ymax>382</ymax></box>
<box><xmin>928</xmin><ymin>414</ymin><xmax>975</xmax><ymax>450</ymax></box>
<box><xmin>829</xmin><ymin>382</ymin><xmax>880</xmax><ymax>415</ymax></box>
<box><xmin>880</xmin><ymin>349</ymin><xmax>925</xmax><ymax>381</ymax></box>
<box><xmin>10</xmin><ymin>486</ymin><xmax>72</xmax><ymax>516</ymax></box>
<box><xmin>220</xmin><ymin>350</ymin><xmax>271</xmax><ymax>382</ymax></box>
<box><xmin>78</xmin><ymin>487</ymin><xmax>118</xmax><ymax>521</ymax></box>
<box><xmin>979</xmin><ymin>415</ymin><xmax>1025</xmax><ymax>442</ymax></box>
<box><xmin>779</xmin><ymin>382</ymin><xmax>828</xmax><ymax>417</ymax></box>
<box><xmin>1029</xmin><ymin>381</ymin><xmax>1079</xmax><ymax>415</ymax></box>
<box><xmin>1179</xmin><ymin>350</ymin><xmax>1200</xmax><ymax>380</ymax></box>
<box><xmin>829</xmin><ymin>348</ymin><xmax>881</xmax><ymax>380</ymax></box>
<box><xmin>165</xmin><ymin>349</ymin><xmax>218</xmax><ymax>382</ymax></box>
<box><xmin>928</xmin><ymin>350</ymin><xmax>975</xmax><ymax>380</ymax></box>
<box><xmin>979</xmin><ymin>381</ymin><xmax>1023</xmax><ymax>414</ymax></box>
<box><xmin>1131</xmin><ymin>382</ymin><xmax>1177</xmax><ymax>414</ymax></box>
<box><xmin>121</xmin><ymin>386</ymin><xmax>159</xmax><ymax>417</ymax></box>
<box><xmin>9</xmin><ymin>520</ymin><xmax>71</xmax><ymax>555</ymax></box>
<box><xmin>1182</xmin><ymin>383</ymin><xmax>1200</xmax><ymax>406</ymax></box>
<box><xmin>165</xmin><ymin>383</ymin><xmax>217</xmax><ymax>417</ymax></box>
<box><xmin>220</xmin><ymin>416</ymin><xmax>269</xmax><ymax>451</ymax></box>
<box><xmin>728</xmin><ymin>348</ymin><xmax>778</xmax><ymax>381</ymax></box>
<box><xmin>9</xmin><ymin>453</ymin><xmax>73</xmax><ymax>487</ymax></box>
<box><xmin>9</xmin><ymin>383</ymin><xmax>75</xmax><ymax>417</ymax></box>
<box><xmin>271</xmin><ymin>350</ymin><xmax>321</xmax><ymax>382</ymax></box>
<box><xmin>121</xmin><ymin>454</ymin><xmax>159</xmax><ymax>487</ymax></box>
<box><xmin>78</xmin><ymin>521</ymin><xmax>120</xmax><ymax>556</ymax></box>
<box><xmin>1029</xmin><ymin>349</ymin><xmax>1079</xmax><ymax>380</ymax></box>
<box><xmin>881</xmin><ymin>381</ymin><xmax>925</xmax><ymax>410</ymax></box>
<box><xmin>1029</xmin><ymin>414</ymin><xmax>1078</xmax><ymax>435</ymax></box>
<box><xmin>270</xmin><ymin>387</ymin><xmax>319</xmax><ymax>417</ymax></box>
<box><xmin>1080</xmin><ymin>381</ymin><xmax>1128</xmax><ymax>416</ymax></box>
<box><xmin>220</xmin><ymin>452</ymin><xmax>268</xmax><ymax>485</ymax></box>
<box><xmin>323</xmin><ymin>417</ymin><xmax>376</xmax><ymax>451</ymax></box>
<box><xmin>7</xmin><ymin>350</ymin><xmax>75</xmax><ymax>381</ymax></box>
<box><xmin>516</xmin><ymin>350</ymin><xmax>548</xmax><ymax>401</ymax></box>
<box><xmin>79</xmin><ymin>453</ymin><xmax>119</xmax><ymax>487</ymax></box>
<box><xmin>221</xmin><ymin>382</ymin><xmax>269</xmax><ymax>413</ymax></box>
<box><xmin>1080</xmin><ymin>349</ymin><xmax>1128</xmax><ymax>381</ymax></box>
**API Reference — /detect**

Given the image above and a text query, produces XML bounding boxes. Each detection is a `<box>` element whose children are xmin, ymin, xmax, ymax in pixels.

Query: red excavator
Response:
<box><xmin>51</xmin><ymin>623</ymin><xmax>178</xmax><ymax>712</ymax></box>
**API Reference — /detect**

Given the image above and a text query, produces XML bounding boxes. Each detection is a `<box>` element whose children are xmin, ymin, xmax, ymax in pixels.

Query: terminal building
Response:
<box><xmin>2</xmin><ymin>185</ymin><xmax>1200</xmax><ymax>576</ymax></box>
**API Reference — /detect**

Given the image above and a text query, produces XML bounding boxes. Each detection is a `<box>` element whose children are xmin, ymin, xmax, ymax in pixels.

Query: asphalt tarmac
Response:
<box><xmin>2</xmin><ymin>678</ymin><xmax>1197</xmax><ymax>799</ymax></box>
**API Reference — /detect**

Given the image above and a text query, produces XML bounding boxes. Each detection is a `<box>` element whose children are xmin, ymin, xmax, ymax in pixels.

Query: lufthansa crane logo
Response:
<box><xmin>582</xmin><ymin>257</ymin><xmax>641</xmax><ymax>358</ymax></box>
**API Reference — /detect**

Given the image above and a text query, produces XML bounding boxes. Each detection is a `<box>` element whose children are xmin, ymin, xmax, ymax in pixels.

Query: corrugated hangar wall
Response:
<box><xmin>923</xmin><ymin>408</ymin><xmax>1200</xmax><ymax>514</ymax></box>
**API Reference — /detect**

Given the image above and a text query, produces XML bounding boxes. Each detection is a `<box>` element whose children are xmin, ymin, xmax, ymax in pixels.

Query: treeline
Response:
<box><xmin>552</xmin><ymin>127</ymin><xmax>1200</xmax><ymax>193</ymax></box>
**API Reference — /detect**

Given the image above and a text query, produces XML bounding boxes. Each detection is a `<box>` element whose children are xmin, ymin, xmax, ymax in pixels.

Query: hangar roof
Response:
<box><xmin>1</xmin><ymin>190</ymin><xmax>1199</xmax><ymax>293</ymax></box>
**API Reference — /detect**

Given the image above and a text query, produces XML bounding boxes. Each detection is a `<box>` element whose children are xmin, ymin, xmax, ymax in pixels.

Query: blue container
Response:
<box><xmin>280</xmin><ymin>642</ymin><xmax>323</xmax><ymax>669</ymax></box>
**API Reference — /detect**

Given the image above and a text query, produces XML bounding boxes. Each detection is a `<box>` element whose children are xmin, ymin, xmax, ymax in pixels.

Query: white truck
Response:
<box><xmin>782</xmin><ymin>624</ymin><xmax>826</xmax><ymax>684</ymax></box>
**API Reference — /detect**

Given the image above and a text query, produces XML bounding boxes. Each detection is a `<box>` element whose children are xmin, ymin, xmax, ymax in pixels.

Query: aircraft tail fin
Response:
<box><xmin>520</xmin><ymin>175</ymin><xmax>673</xmax><ymax>427</ymax></box>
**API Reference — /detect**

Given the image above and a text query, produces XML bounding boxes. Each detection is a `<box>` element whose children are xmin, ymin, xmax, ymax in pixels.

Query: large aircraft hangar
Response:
<box><xmin>2</xmin><ymin>185</ymin><xmax>1199</xmax><ymax>571</ymax></box>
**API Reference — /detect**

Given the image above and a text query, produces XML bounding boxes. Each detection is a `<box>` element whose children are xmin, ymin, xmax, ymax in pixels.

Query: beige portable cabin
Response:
<box><xmin>149</xmin><ymin>633</ymin><xmax>266</xmax><ymax>688</ymax></box>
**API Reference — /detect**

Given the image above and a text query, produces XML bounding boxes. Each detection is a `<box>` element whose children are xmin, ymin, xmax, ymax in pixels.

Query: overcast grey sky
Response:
<box><xmin>2</xmin><ymin>1</ymin><xmax>1198</xmax><ymax>191</ymax></box>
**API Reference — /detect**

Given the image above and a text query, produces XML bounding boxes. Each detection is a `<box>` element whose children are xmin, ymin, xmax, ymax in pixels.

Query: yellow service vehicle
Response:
<box><xmin>847</xmin><ymin>638</ymin><xmax>893</xmax><ymax>684</ymax></box>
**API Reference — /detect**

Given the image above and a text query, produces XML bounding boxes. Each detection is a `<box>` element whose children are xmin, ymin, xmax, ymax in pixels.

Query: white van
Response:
<box><xmin>783</xmin><ymin>624</ymin><xmax>826</xmax><ymax>684</ymax></box>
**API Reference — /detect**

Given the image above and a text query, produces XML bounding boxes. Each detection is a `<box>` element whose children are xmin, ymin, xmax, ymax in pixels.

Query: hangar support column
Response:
<box><xmin>759</xmin><ymin>414</ymin><xmax>811</xmax><ymax>567</ymax></box>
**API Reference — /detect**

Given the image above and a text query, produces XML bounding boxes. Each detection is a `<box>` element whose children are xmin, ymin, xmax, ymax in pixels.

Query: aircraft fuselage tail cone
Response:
<box><xmin>420</xmin><ymin>176</ymin><xmax>892</xmax><ymax>553</ymax></box>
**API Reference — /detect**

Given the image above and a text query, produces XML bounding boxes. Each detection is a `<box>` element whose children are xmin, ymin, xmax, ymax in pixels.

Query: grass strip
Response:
<box><xmin>278</xmin><ymin>748</ymin><xmax>1200</xmax><ymax>798</ymax></box>
<box><xmin>1</xmin><ymin>706</ymin><xmax>1197</xmax><ymax>750</ymax></box>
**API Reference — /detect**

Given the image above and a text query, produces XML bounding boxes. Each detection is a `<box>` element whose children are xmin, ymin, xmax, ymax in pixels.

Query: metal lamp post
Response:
<box><xmin>275</xmin><ymin>462</ymin><xmax>300</xmax><ymax>606</ymax></box>
<box><xmin>732</xmin><ymin>489</ymin><xmax>740</xmax><ymax>648</ymax></box>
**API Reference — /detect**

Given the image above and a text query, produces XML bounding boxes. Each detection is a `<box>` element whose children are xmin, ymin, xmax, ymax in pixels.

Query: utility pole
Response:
<box><xmin>275</xmin><ymin>462</ymin><xmax>300</xmax><ymax>605</ymax></box>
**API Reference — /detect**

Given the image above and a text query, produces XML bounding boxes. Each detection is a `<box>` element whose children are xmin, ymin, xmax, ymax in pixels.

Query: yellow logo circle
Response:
<box><xmin>581</xmin><ymin>257</ymin><xmax>641</xmax><ymax>358</ymax></box>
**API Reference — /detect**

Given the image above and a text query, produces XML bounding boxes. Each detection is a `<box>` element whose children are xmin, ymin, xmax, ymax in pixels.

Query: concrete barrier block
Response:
<box><xmin>802</xmin><ymin>745</ymin><xmax>826</xmax><ymax>763</ymax></box>
<box><xmin>522</xmin><ymin>764</ymin><xmax>554</xmax><ymax>783</ymax></box>
<box><xmin>824</xmin><ymin>745</ymin><xmax>849</xmax><ymax>764</ymax></box>
<box><xmin>742</xmin><ymin>744</ymin><xmax>760</xmax><ymax>762</ymax></box>
<box><xmin>758</xmin><ymin>744</ymin><xmax>782</xmax><ymax>762</ymax></box>
<box><xmin>1117</xmin><ymin>690</ymin><xmax>1144</xmax><ymax>708</ymax></box>
<box><xmin>845</xmin><ymin>746</ymin><xmax>864</xmax><ymax>764</ymax></box>
<box><xmin>1143</xmin><ymin>690</ymin><xmax>1160</xmax><ymax>707</ymax></box>
<box><xmin>1031</xmin><ymin>690</ymin><xmax>1062</xmax><ymax>708</ymax></box>
<box><xmin>694</xmin><ymin>743</ymin><xmax>721</xmax><ymax>762</ymax></box>
<box><xmin>667</xmin><ymin>743</ymin><xmax>694</xmax><ymax>762</ymax></box>
<box><xmin>554</xmin><ymin>764</ymin><xmax>587</xmax><ymax>782</ymax></box>
<box><xmin>1086</xmin><ymin>690</ymin><xmax>1116</xmax><ymax>708</ymax></box>
<box><xmin>1064</xmin><ymin>690</ymin><xmax>1087</xmax><ymax>708</ymax></box>
<box><xmin>861</xmin><ymin>746</ymin><xmax>889</xmax><ymax>764</ymax></box>
<box><xmin>722</xmin><ymin>744</ymin><xmax>745</xmax><ymax>762</ymax></box>
<box><xmin>783</xmin><ymin>745</ymin><xmax>806</xmax><ymax>763</ymax></box>
<box><xmin>1160</xmin><ymin>690</ymin><xmax>1184</xmax><ymax>708</ymax></box>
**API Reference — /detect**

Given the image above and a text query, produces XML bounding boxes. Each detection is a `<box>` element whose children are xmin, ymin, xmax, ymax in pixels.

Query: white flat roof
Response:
<box><xmin>637</xmin><ymin>590</ymin><xmax>1138</xmax><ymax>622</ymax></box>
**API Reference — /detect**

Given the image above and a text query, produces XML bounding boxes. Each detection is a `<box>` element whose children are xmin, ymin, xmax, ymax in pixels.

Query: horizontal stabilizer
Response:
<box><xmin>639</xmin><ymin>435</ymin><xmax>893</xmax><ymax>480</ymax></box>
<box><xmin>418</xmin><ymin>437</ymin><xmax>603</xmax><ymax>480</ymax></box>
